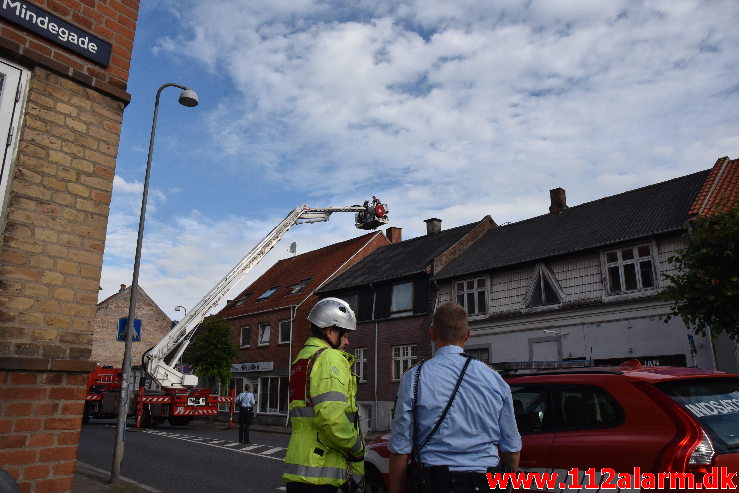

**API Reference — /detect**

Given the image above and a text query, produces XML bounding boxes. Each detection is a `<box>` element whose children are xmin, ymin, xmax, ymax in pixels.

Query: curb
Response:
<box><xmin>74</xmin><ymin>462</ymin><xmax>160</xmax><ymax>493</ymax></box>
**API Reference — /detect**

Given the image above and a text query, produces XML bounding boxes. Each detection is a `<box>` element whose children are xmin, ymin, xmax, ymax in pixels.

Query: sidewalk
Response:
<box><xmin>72</xmin><ymin>420</ymin><xmax>384</xmax><ymax>492</ymax></box>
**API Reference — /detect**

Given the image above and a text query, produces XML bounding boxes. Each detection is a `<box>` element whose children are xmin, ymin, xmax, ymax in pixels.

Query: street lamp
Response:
<box><xmin>174</xmin><ymin>305</ymin><xmax>187</xmax><ymax>318</ymax></box>
<box><xmin>111</xmin><ymin>83</ymin><xmax>199</xmax><ymax>484</ymax></box>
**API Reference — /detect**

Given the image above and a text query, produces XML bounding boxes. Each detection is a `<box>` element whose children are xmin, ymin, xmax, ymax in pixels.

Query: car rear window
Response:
<box><xmin>655</xmin><ymin>378</ymin><xmax>739</xmax><ymax>450</ymax></box>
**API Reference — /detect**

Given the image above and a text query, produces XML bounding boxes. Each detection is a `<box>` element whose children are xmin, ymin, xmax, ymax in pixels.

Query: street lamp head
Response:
<box><xmin>178</xmin><ymin>88</ymin><xmax>199</xmax><ymax>107</ymax></box>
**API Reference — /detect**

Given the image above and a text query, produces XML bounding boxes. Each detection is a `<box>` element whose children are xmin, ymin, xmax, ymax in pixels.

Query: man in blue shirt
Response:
<box><xmin>235</xmin><ymin>384</ymin><xmax>256</xmax><ymax>443</ymax></box>
<box><xmin>388</xmin><ymin>302</ymin><xmax>521</xmax><ymax>493</ymax></box>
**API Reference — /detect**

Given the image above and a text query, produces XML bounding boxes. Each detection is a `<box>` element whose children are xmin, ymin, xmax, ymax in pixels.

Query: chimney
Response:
<box><xmin>549</xmin><ymin>188</ymin><xmax>568</xmax><ymax>214</ymax></box>
<box><xmin>424</xmin><ymin>218</ymin><xmax>442</xmax><ymax>235</ymax></box>
<box><xmin>119</xmin><ymin>284</ymin><xmax>126</xmax><ymax>292</ymax></box>
<box><xmin>386</xmin><ymin>227</ymin><xmax>402</xmax><ymax>244</ymax></box>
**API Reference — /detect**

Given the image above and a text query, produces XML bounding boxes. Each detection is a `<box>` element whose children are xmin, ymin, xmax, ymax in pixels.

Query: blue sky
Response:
<box><xmin>99</xmin><ymin>0</ymin><xmax>739</xmax><ymax>319</ymax></box>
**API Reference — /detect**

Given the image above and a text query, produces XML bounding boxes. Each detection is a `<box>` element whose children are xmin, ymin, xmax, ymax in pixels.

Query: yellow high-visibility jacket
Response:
<box><xmin>283</xmin><ymin>337</ymin><xmax>365</xmax><ymax>486</ymax></box>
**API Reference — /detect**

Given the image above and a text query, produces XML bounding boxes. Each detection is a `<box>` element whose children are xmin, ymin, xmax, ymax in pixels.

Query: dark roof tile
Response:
<box><xmin>436</xmin><ymin>170</ymin><xmax>709</xmax><ymax>280</ymax></box>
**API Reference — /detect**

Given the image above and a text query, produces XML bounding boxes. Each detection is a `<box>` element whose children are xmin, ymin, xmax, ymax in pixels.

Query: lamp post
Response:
<box><xmin>111</xmin><ymin>83</ymin><xmax>198</xmax><ymax>484</ymax></box>
<box><xmin>174</xmin><ymin>305</ymin><xmax>187</xmax><ymax>319</ymax></box>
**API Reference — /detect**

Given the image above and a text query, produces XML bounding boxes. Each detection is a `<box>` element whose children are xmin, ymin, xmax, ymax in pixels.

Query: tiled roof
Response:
<box><xmin>688</xmin><ymin>156</ymin><xmax>739</xmax><ymax>217</ymax></box>
<box><xmin>318</xmin><ymin>221</ymin><xmax>480</xmax><ymax>292</ymax></box>
<box><xmin>217</xmin><ymin>232</ymin><xmax>386</xmax><ymax>318</ymax></box>
<box><xmin>436</xmin><ymin>170</ymin><xmax>709</xmax><ymax>280</ymax></box>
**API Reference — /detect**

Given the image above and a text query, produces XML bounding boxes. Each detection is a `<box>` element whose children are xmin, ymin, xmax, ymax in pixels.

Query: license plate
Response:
<box><xmin>187</xmin><ymin>397</ymin><xmax>206</xmax><ymax>406</ymax></box>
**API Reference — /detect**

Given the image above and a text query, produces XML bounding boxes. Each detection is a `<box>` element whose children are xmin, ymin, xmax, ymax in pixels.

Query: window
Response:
<box><xmin>0</xmin><ymin>58</ymin><xmax>27</xmax><ymax>221</ymax></box>
<box><xmin>604</xmin><ymin>244</ymin><xmax>656</xmax><ymax>294</ymax></box>
<box><xmin>259</xmin><ymin>376</ymin><xmax>288</xmax><ymax>414</ymax></box>
<box><xmin>557</xmin><ymin>385</ymin><xmax>623</xmax><ymax>430</ymax></box>
<box><xmin>355</xmin><ymin>347</ymin><xmax>367</xmax><ymax>383</ymax></box>
<box><xmin>392</xmin><ymin>345</ymin><xmax>417</xmax><ymax>380</ymax></box>
<box><xmin>229</xmin><ymin>377</ymin><xmax>244</xmax><ymax>412</ymax></box>
<box><xmin>278</xmin><ymin>319</ymin><xmax>291</xmax><ymax>344</ymax></box>
<box><xmin>257</xmin><ymin>286</ymin><xmax>280</xmax><ymax>301</ymax></box>
<box><xmin>466</xmin><ymin>347</ymin><xmax>490</xmax><ymax>363</ymax></box>
<box><xmin>258</xmin><ymin>323</ymin><xmax>270</xmax><ymax>346</ymax></box>
<box><xmin>287</xmin><ymin>279</ymin><xmax>311</xmax><ymax>295</ymax></box>
<box><xmin>526</xmin><ymin>264</ymin><xmax>562</xmax><ymax>308</ymax></box>
<box><xmin>456</xmin><ymin>277</ymin><xmax>488</xmax><ymax>316</ymax></box>
<box><xmin>233</xmin><ymin>293</ymin><xmax>253</xmax><ymax>307</ymax></box>
<box><xmin>239</xmin><ymin>326</ymin><xmax>251</xmax><ymax>348</ymax></box>
<box><xmin>511</xmin><ymin>385</ymin><xmax>548</xmax><ymax>434</ymax></box>
<box><xmin>391</xmin><ymin>282</ymin><xmax>413</xmax><ymax>316</ymax></box>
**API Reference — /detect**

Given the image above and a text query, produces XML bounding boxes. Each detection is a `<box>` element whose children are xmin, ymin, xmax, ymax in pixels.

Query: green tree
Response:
<box><xmin>183</xmin><ymin>315</ymin><xmax>239</xmax><ymax>388</ymax></box>
<box><xmin>662</xmin><ymin>204</ymin><xmax>739</xmax><ymax>340</ymax></box>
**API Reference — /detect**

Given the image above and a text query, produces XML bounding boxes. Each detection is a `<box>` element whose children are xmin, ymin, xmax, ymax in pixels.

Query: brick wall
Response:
<box><xmin>93</xmin><ymin>286</ymin><xmax>171</xmax><ymax>367</ymax></box>
<box><xmin>354</xmin><ymin>315</ymin><xmax>432</xmax><ymax>403</ymax></box>
<box><xmin>0</xmin><ymin>1</ymin><xmax>140</xmax><ymax>491</ymax></box>
<box><xmin>0</xmin><ymin>0</ymin><xmax>138</xmax><ymax>103</ymax></box>
<box><xmin>0</xmin><ymin>371</ymin><xmax>85</xmax><ymax>493</ymax></box>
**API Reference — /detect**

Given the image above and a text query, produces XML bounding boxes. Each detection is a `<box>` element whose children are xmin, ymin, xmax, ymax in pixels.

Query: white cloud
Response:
<box><xmin>102</xmin><ymin>0</ymin><xmax>739</xmax><ymax>319</ymax></box>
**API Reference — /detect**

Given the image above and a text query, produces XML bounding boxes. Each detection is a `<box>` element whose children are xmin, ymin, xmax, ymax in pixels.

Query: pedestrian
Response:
<box><xmin>387</xmin><ymin>302</ymin><xmax>521</xmax><ymax>493</ymax></box>
<box><xmin>235</xmin><ymin>384</ymin><xmax>256</xmax><ymax>444</ymax></box>
<box><xmin>283</xmin><ymin>297</ymin><xmax>365</xmax><ymax>493</ymax></box>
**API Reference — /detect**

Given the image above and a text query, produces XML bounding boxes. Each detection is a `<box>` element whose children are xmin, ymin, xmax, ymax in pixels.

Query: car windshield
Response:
<box><xmin>655</xmin><ymin>378</ymin><xmax>739</xmax><ymax>450</ymax></box>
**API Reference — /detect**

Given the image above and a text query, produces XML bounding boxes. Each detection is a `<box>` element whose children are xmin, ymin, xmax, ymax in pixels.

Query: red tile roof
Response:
<box><xmin>689</xmin><ymin>156</ymin><xmax>739</xmax><ymax>217</ymax></box>
<box><xmin>217</xmin><ymin>232</ymin><xmax>388</xmax><ymax>319</ymax></box>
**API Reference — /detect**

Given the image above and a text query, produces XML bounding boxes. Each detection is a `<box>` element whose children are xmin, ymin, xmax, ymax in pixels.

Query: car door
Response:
<box><xmin>510</xmin><ymin>384</ymin><xmax>555</xmax><ymax>474</ymax></box>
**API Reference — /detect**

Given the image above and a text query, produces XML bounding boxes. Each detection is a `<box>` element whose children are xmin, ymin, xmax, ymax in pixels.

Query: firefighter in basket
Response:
<box><xmin>283</xmin><ymin>297</ymin><xmax>365</xmax><ymax>492</ymax></box>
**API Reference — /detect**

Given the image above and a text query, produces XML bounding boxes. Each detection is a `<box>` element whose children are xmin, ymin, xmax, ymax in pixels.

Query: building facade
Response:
<box><xmin>318</xmin><ymin>217</ymin><xmax>494</xmax><ymax>431</ymax></box>
<box><xmin>0</xmin><ymin>1</ymin><xmax>140</xmax><ymax>491</ymax></box>
<box><xmin>93</xmin><ymin>284</ymin><xmax>171</xmax><ymax>368</ymax></box>
<box><xmin>217</xmin><ymin>232</ymin><xmax>390</xmax><ymax>426</ymax></box>
<box><xmin>434</xmin><ymin>162</ymin><xmax>737</xmax><ymax>374</ymax></box>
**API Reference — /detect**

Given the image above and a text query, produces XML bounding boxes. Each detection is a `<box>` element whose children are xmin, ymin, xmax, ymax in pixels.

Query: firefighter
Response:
<box><xmin>283</xmin><ymin>297</ymin><xmax>365</xmax><ymax>492</ymax></box>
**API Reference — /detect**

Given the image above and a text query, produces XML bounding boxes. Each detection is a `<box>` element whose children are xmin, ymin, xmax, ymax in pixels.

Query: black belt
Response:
<box><xmin>427</xmin><ymin>465</ymin><xmax>499</xmax><ymax>490</ymax></box>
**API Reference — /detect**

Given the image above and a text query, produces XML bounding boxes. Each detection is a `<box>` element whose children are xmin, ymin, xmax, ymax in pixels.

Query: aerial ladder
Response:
<box><xmin>84</xmin><ymin>197</ymin><xmax>389</xmax><ymax>426</ymax></box>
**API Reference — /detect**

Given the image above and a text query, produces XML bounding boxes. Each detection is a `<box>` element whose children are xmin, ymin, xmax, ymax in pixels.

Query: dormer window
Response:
<box><xmin>603</xmin><ymin>244</ymin><xmax>656</xmax><ymax>295</ymax></box>
<box><xmin>257</xmin><ymin>286</ymin><xmax>280</xmax><ymax>301</ymax></box>
<box><xmin>456</xmin><ymin>277</ymin><xmax>488</xmax><ymax>317</ymax></box>
<box><xmin>525</xmin><ymin>264</ymin><xmax>563</xmax><ymax>308</ymax></box>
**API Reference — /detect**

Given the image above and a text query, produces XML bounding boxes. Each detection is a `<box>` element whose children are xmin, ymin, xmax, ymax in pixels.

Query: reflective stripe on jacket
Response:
<box><xmin>283</xmin><ymin>337</ymin><xmax>365</xmax><ymax>486</ymax></box>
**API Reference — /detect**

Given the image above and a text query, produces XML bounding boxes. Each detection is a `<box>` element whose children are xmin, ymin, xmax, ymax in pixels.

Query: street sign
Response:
<box><xmin>117</xmin><ymin>317</ymin><xmax>141</xmax><ymax>342</ymax></box>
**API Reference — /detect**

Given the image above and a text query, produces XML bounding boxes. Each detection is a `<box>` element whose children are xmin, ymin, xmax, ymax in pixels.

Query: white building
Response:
<box><xmin>434</xmin><ymin>162</ymin><xmax>738</xmax><ymax>372</ymax></box>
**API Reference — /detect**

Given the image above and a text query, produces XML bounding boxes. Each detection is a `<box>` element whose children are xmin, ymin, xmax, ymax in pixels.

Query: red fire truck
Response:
<box><xmin>84</xmin><ymin>198</ymin><xmax>389</xmax><ymax>427</ymax></box>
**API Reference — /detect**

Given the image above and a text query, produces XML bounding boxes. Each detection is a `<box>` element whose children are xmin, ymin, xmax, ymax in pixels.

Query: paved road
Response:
<box><xmin>78</xmin><ymin>419</ymin><xmax>290</xmax><ymax>493</ymax></box>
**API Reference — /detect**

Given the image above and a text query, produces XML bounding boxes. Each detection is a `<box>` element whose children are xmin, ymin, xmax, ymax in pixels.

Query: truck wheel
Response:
<box><xmin>82</xmin><ymin>402</ymin><xmax>91</xmax><ymax>424</ymax></box>
<box><xmin>167</xmin><ymin>416</ymin><xmax>193</xmax><ymax>427</ymax></box>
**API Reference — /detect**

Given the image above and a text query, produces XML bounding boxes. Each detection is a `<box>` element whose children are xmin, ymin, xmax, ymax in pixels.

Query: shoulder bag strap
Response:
<box><xmin>415</xmin><ymin>356</ymin><xmax>473</xmax><ymax>455</ymax></box>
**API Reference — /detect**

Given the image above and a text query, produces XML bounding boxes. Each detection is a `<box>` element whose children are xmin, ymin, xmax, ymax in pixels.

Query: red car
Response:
<box><xmin>364</xmin><ymin>361</ymin><xmax>739</xmax><ymax>492</ymax></box>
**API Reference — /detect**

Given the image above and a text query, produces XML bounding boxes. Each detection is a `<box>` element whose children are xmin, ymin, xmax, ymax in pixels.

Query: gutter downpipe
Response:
<box><xmin>285</xmin><ymin>304</ymin><xmax>296</xmax><ymax>427</ymax></box>
<box><xmin>431</xmin><ymin>278</ymin><xmax>441</xmax><ymax>356</ymax></box>
<box><xmin>370</xmin><ymin>282</ymin><xmax>378</xmax><ymax>432</ymax></box>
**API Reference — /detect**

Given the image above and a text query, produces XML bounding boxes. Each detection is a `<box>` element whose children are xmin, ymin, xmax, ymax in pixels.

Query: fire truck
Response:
<box><xmin>84</xmin><ymin>198</ymin><xmax>389</xmax><ymax>427</ymax></box>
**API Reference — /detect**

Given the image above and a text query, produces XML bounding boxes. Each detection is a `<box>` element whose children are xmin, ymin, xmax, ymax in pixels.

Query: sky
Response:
<box><xmin>99</xmin><ymin>0</ymin><xmax>739</xmax><ymax>321</ymax></box>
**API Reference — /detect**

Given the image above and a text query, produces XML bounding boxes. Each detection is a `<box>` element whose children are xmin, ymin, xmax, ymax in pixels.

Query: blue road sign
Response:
<box><xmin>117</xmin><ymin>317</ymin><xmax>141</xmax><ymax>342</ymax></box>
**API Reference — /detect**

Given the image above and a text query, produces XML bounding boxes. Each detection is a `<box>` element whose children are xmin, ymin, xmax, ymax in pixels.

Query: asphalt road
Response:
<box><xmin>78</xmin><ymin>419</ymin><xmax>291</xmax><ymax>493</ymax></box>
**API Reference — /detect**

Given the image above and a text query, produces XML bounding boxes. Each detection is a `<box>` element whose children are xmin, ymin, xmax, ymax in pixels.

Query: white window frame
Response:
<box><xmin>258</xmin><ymin>323</ymin><xmax>270</xmax><ymax>346</ymax></box>
<box><xmin>392</xmin><ymin>344</ymin><xmax>417</xmax><ymax>381</ymax></box>
<box><xmin>239</xmin><ymin>326</ymin><xmax>251</xmax><ymax>348</ymax></box>
<box><xmin>355</xmin><ymin>347</ymin><xmax>367</xmax><ymax>383</ymax></box>
<box><xmin>278</xmin><ymin>319</ymin><xmax>291</xmax><ymax>344</ymax></box>
<box><xmin>258</xmin><ymin>376</ymin><xmax>288</xmax><ymax>415</ymax></box>
<box><xmin>0</xmin><ymin>57</ymin><xmax>29</xmax><ymax>227</ymax></box>
<box><xmin>455</xmin><ymin>276</ymin><xmax>489</xmax><ymax>318</ymax></box>
<box><xmin>602</xmin><ymin>242</ymin><xmax>659</xmax><ymax>297</ymax></box>
<box><xmin>523</xmin><ymin>263</ymin><xmax>565</xmax><ymax>310</ymax></box>
<box><xmin>390</xmin><ymin>281</ymin><xmax>413</xmax><ymax>317</ymax></box>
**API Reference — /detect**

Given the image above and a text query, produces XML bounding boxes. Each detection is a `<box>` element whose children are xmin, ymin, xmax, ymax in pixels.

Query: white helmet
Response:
<box><xmin>308</xmin><ymin>297</ymin><xmax>357</xmax><ymax>331</ymax></box>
